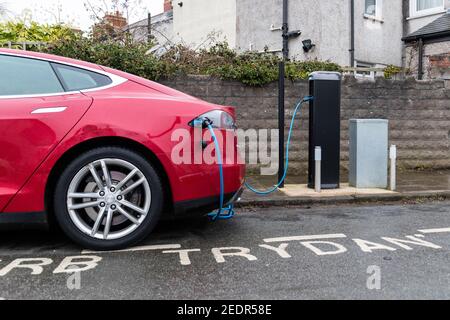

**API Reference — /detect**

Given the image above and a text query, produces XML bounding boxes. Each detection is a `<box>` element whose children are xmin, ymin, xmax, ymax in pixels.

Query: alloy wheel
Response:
<box><xmin>66</xmin><ymin>158</ymin><xmax>151</xmax><ymax>240</ymax></box>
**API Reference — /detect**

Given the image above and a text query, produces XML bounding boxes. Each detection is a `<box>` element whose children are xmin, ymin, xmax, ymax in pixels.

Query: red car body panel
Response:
<box><xmin>0</xmin><ymin>93</ymin><xmax>93</xmax><ymax>211</ymax></box>
<box><xmin>0</xmin><ymin>49</ymin><xmax>245</xmax><ymax>216</ymax></box>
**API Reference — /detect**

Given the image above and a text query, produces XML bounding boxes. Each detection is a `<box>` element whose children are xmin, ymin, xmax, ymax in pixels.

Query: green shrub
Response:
<box><xmin>0</xmin><ymin>21</ymin><xmax>79</xmax><ymax>44</ymax></box>
<box><xmin>159</xmin><ymin>43</ymin><xmax>342</xmax><ymax>86</ymax></box>
<box><xmin>207</xmin><ymin>51</ymin><xmax>280</xmax><ymax>85</ymax></box>
<box><xmin>43</xmin><ymin>38</ymin><xmax>171</xmax><ymax>81</ymax></box>
<box><xmin>383</xmin><ymin>65</ymin><xmax>404</xmax><ymax>79</ymax></box>
<box><xmin>286</xmin><ymin>60</ymin><xmax>342</xmax><ymax>81</ymax></box>
<box><xmin>41</xmin><ymin>38</ymin><xmax>343</xmax><ymax>86</ymax></box>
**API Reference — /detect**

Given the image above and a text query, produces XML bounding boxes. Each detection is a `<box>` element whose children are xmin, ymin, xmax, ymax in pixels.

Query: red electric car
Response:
<box><xmin>0</xmin><ymin>49</ymin><xmax>245</xmax><ymax>250</ymax></box>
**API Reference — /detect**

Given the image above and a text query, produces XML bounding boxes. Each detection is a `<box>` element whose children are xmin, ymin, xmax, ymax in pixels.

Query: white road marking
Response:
<box><xmin>212</xmin><ymin>247</ymin><xmax>258</xmax><ymax>263</ymax></box>
<box><xmin>259</xmin><ymin>243</ymin><xmax>292</xmax><ymax>258</ymax></box>
<box><xmin>163</xmin><ymin>249</ymin><xmax>201</xmax><ymax>266</ymax></box>
<box><xmin>53</xmin><ymin>256</ymin><xmax>102</xmax><ymax>274</ymax></box>
<box><xmin>0</xmin><ymin>258</ymin><xmax>53</xmax><ymax>276</ymax></box>
<box><xmin>81</xmin><ymin>244</ymin><xmax>181</xmax><ymax>254</ymax></box>
<box><xmin>418</xmin><ymin>228</ymin><xmax>450</xmax><ymax>234</ymax></box>
<box><xmin>381</xmin><ymin>236</ymin><xmax>442</xmax><ymax>250</ymax></box>
<box><xmin>300</xmin><ymin>241</ymin><xmax>348</xmax><ymax>256</ymax></box>
<box><xmin>352</xmin><ymin>239</ymin><xmax>397</xmax><ymax>253</ymax></box>
<box><xmin>263</xmin><ymin>233</ymin><xmax>347</xmax><ymax>243</ymax></box>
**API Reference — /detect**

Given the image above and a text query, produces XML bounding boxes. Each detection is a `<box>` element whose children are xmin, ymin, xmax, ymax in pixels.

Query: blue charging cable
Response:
<box><xmin>205</xmin><ymin>122</ymin><xmax>236</xmax><ymax>221</ymax></box>
<box><xmin>244</xmin><ymin>95</ymin><xmax>314</xmax><ymax>195</ymax></box>
<box><xmin>203</xmin><ymin>95</ymin><xmax>314</xmax><ymax>221</ymax></box>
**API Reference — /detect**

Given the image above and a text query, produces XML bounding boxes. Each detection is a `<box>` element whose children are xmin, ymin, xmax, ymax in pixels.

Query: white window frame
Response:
<box><xmin>410</xmin><ymin>0</ymin><xmax>445</xmax><ymax>17</ymax></box>
<box><xmin>364</xmin><ymin>0</ymin><xmax>383</xmax><ymax>19</ymax></box>
<box><xmin>354</xmin><ymin>62</ymin><xmax>375</xmax><ymax>79</ymax></box>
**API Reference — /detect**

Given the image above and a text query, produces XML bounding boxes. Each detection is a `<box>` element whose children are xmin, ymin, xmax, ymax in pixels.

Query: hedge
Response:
<box><xmin>42</xmin><ymin>39</ymin><xmax>343</xmax><ymax>86</ymax></box>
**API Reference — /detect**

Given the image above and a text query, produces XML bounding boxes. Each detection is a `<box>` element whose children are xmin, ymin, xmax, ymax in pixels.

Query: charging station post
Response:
<box><xmin>308</xmin><ymin>72</ymin><xmax>342</xmax><ymax>190</ymax></box>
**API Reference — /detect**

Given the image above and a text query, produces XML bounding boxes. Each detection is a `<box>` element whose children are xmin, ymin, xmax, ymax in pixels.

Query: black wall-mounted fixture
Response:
<box><xmin>302</xmin><ymin>39</ymin><xmax>315</xmax><ymax>52</ymax></box>
<box><xmin>284</xmin><ymin>30</ymin><xmax>302</xmax><ymax>39</ymax></box>
<box><xmin>178</xmin><ymin>2</ymin><xmax>183</xmax><ymax>7</ymax></box>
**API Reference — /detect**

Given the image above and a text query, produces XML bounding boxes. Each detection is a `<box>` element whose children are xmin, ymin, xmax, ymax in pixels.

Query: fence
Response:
<box><xmin>1</xmin><ymin>41</ymin><xmax>46</xmax><ymax>50</ymax></box>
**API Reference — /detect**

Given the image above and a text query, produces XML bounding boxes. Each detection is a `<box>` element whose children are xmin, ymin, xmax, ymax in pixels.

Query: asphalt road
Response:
<box><xmin>0</xmin><ymin>201</ymin><xmax>450</xmax><ymax>300</ymax></box>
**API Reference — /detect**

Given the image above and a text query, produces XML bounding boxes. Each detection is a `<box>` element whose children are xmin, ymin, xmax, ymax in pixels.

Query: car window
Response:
<box><xmin>52</xmin><ymin>63</ymin><xmax>112</xmax><ymax>91</ymax></box>
<box><xmin>0</xmin><ymin>55</ymin><xmax>64</xmax><ymax>96</ymax></box>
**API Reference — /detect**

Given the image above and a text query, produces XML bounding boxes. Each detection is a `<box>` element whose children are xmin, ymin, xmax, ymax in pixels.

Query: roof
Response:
<box><xmin>124</xmin><ymin>10</ymin><xmax>173</xmax><ymax>30</ymax></box>
<box><xmin>403</xmin><ymin>12</ymin><xmax>450</xmax><ymax>42</ymax></box>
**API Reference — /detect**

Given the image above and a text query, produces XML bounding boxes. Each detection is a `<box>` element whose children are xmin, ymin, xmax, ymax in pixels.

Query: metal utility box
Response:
<box><xmin>308</xmin><ymin>72</ymin><xmax>341</xmax><ymax>189</ymax></box>
<box><xmin>349</xmin><ymin>119</ymin><xmax>388</xmax><ymax>189</ymax></box>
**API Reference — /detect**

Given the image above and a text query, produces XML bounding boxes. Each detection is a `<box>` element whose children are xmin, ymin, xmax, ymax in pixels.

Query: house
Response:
<box><xmin>125</xmin><ymin>9</ymin><xmax>174</xmax><ymax>53</ymax></box>
<box><xmin>93</xmin><ymin>11</ymin><xmax>128</xmax><ymax>40</ymax></box>
<box><xmin>235</xmin><ymin>0</ymin><xmax>403</xmax><ymax>77</ymax></box>
<box><xmin>128</xmin><ymin>0</ymin><xmax>449</xmax><ymax>79</ymax></box>
<box><xmin>402</xmin><ymin>0</ymin><xmax>450</xmax><ymax>80</ymax></box>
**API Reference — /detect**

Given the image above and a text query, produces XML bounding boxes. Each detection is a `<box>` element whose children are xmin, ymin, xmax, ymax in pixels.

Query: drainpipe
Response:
<box><xmin>278</xmin><ymin>0</ymin><xmax>288</xmax><ymax>188</ymax></box>
<box><xmin>349</xmin><ymin>0</ymin><xmax>355</xmax><ymax>67</ymax></box>
<box><xmin>418</xmin><ymin>38</ymin><xmax>424</xmax><ymax>80</ymax></box>
<box><xmin>147</xmin><ymin>12</ymin><xmax>152</xmax><ymax>43</ymax></box>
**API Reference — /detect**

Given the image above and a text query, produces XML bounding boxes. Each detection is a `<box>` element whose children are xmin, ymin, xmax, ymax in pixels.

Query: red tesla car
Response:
<box><xmin>0</xmin><ymin>49</ymin><xmax>245</xmax><ymax>250</ymax></box>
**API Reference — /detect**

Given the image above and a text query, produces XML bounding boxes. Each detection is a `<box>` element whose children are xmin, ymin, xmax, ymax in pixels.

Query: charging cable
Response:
<box><xmin>204</xmin><ymin>121</ymin><xmax>236</xmax><ymax>221</ymax></box>
<box><xmin>244</xmin><ymin>95</ymin><xmax>314</xmax><ymax>195</ymax></box>
<box><xmin>199</xmin><ymin>95</ymin><xmax>313</xmax><ymax>221</ymax></box>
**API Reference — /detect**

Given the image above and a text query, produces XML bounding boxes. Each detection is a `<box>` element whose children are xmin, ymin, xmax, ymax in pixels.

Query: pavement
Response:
<box><xmin>0</xmin><ymin>200</ymin><xmax>450</xmax><ymax>299</ymax></box>
<box><xmin>240</xmin><ymin>169</ymin><xmax>450</xmax><ymax>207</ymax></box>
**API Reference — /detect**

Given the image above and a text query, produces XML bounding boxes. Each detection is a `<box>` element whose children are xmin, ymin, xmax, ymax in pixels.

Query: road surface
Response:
<box><xmin>0</xmin><ymin>201</ymin><xmax>450</xmax><ymax>300</ymax></box>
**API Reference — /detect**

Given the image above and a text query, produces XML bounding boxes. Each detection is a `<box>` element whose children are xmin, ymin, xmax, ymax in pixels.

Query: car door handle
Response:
<box><xmin>31</xmin><ymin>106</ymin><xmax>68</xmax><ymax>114</ymax></box>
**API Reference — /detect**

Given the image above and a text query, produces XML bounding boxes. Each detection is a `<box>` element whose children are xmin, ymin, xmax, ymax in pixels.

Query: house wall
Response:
<box><xmin>157</xmin><ymin>0</ymin><xmax>404</xmax><ymax>68</ymax></box>
<box><xmin>236</xmin><ymin>0</ymin><xmax>351</xmax><ymax>66</ymax></box>
<box><xmin>405</xmin><ymin>0</ymin><xmax>450</xmax><ymax>34</ymax></box>
<box><xmin>126</xmin><ymin>11</ymin><xmax>174</xmax><ymax>49</ymax></box>
<box><xmin>152</xmin><ymin>12</ymin><xmax>175</xmax><ymax>48</ymax></box>
<box><xmin>354</xmin><ymin>0</ymin><xmax>403</xmax><ymax>67</ymax></box>
<box><xmin>172</xmin><ymin>0</ymin><xmax>237</xmax><ymax>48</ymax></box>
<box><xmin>162</xmin><ymin>76</ymin><xmax>450</xmax><ymax>174</ymax></box>
<box><xmin>406</xmin><ymin>40</ymin><xmax>450</xmax><ymax>80</ymax></box>
<box><xmin>236</xmin><ymin>0</ymin><xmax>403</xmax><ymax>67</ymax></box>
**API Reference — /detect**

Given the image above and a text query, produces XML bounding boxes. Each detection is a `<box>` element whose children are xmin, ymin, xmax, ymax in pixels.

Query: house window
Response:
<box><xmin>364</xmin><ymin>0</ymin><xmax>382</xmax><ymax>18</ymax></box>
<box><xmin>355</xmin><ymin>62</ymin><xmax>375</xmax><ymax>79</ymax></box>
<box><xmin>411</xmin><ymin>0</ymin><xmax>444</xmax><ymax>17</ymax></box>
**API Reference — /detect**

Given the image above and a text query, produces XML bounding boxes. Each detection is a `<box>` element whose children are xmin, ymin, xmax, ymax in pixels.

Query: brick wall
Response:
<box><xmin>429</xmin><ymin>54</ymin><xmax>450</xmax><ymax>80</ymax></box>
<box><xmin>161</xmin><ymin>76</ymin><xmax>450</xmax><ymax>174</ymax></box>
<box><xmin>405</xmin><ymin>41</ymin><xmax>450</xmax><ymax>80</ymax></box>
<box><xmin>164</xmin><ymin>0</ymin><xmax>172</xmax><ymax>12</ymax></box>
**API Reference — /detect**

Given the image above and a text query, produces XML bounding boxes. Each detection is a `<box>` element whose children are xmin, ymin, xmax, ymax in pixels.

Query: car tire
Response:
<box><xmin>54</xmin><ymin>146</ymin><xmax>164</xmax><ymax>251</ymax></box>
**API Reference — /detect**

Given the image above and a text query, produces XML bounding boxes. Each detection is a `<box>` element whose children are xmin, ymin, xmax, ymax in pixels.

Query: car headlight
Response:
<box><xmin>190</xmin><ymin>110</ymin><xmax>236</xmax><ymax>130</ymax></box>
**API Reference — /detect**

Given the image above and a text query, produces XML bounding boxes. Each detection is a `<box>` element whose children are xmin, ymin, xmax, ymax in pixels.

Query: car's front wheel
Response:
<box><xmin>54</xmin><ymin>147</ymin><xmax>163</xmax><ymax>251</ymax></box>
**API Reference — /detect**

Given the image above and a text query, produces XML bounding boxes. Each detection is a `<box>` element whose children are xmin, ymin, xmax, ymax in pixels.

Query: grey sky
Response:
<box><xmin>1</xmin><ymin>0</ymin><xmax>163</xmax><ymax>31</ymax></box>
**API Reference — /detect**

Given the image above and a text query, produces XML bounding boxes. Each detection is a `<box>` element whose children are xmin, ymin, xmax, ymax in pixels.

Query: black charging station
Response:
<box><xmin>308</xmin><ymin>72</ymin><xmax>342</xmax><ymax>189</ymax></box>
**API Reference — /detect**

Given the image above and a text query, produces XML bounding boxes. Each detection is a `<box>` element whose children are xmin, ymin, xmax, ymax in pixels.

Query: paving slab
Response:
<box><xmin>237</xmin><ymin>170</ymin><xmax>450</xmax><ymax>207</ymax></box>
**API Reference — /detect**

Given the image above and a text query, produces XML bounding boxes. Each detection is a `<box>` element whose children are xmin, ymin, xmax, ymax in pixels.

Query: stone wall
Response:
<box><xmin>161</xmin><ymin>76</ymin><xmax>450</xmax><ymax>174</ymax></box>
<box><xmin>405</xmin><ymin>41</ymin><xmax>450</xmax><ymax>80</ymax></box>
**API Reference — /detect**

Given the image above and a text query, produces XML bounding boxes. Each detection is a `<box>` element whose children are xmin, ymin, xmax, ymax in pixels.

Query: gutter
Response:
<box><xmin>402</xmin><ymin>30</ymin><xmax>450</xmax><ymax>42</ymax></box>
